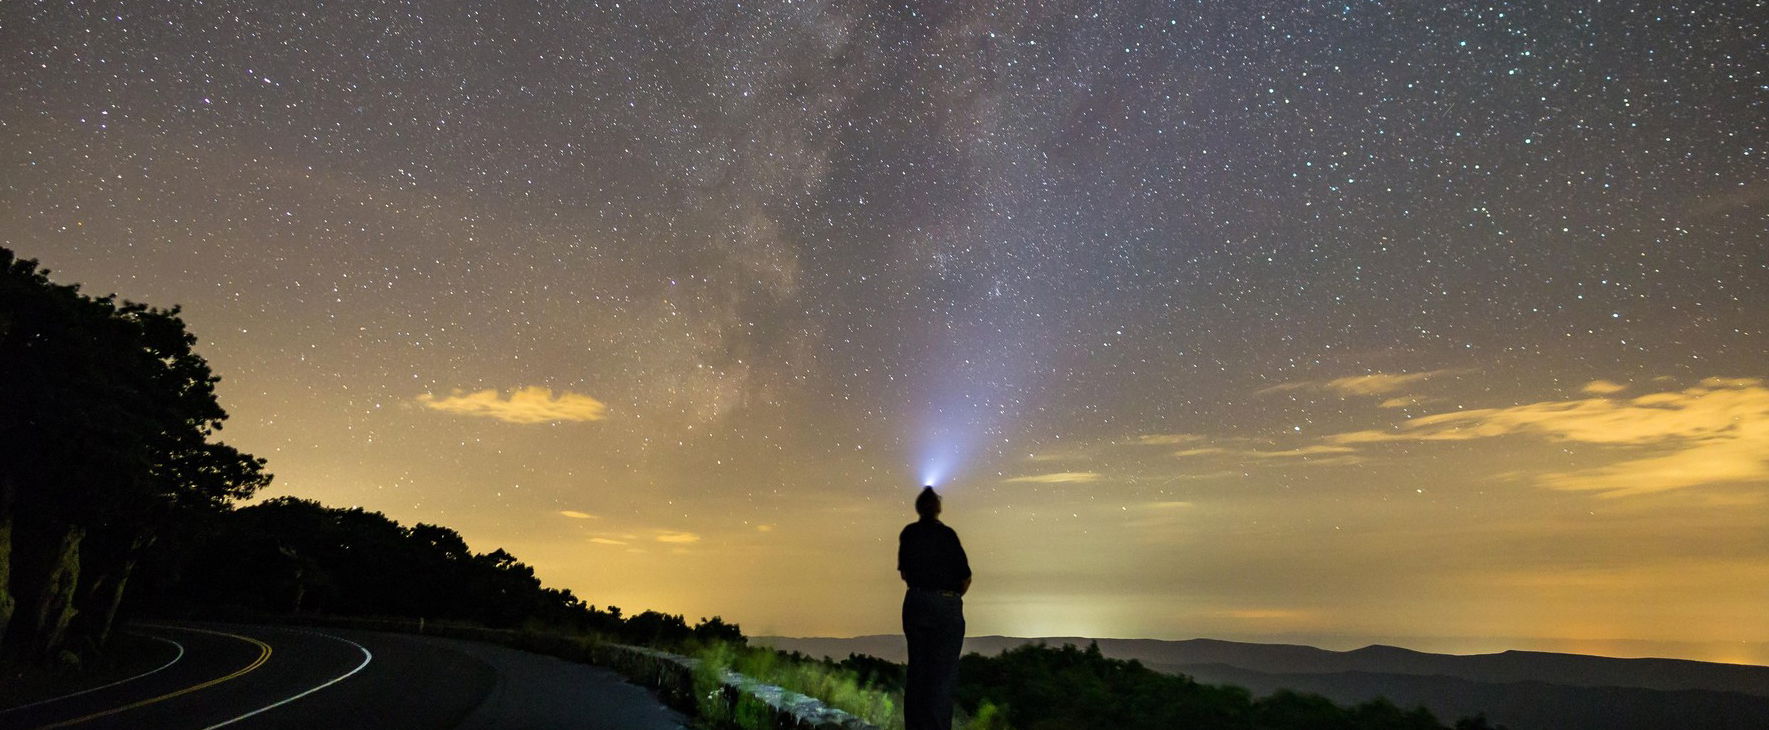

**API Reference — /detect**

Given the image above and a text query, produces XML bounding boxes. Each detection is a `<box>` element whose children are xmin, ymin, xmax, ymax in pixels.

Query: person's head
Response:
<box><xmin>915</xmin><ymin>486</ymin><xmax>942</xmax><ymax>520</ymax></box>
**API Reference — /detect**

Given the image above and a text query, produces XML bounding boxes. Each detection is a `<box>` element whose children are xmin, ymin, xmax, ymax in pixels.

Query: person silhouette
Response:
<box><xmin>898</xmin><ymin>486</ymin><xmax>971</xmax><ymax>730</ymax></box>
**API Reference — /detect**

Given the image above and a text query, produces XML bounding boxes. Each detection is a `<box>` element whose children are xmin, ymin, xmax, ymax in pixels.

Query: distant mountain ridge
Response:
<box><xmin>1166</xmin><ymin>661</ymin><xmax>1769</xmax><ymax>730</ymax></box>
<box><xmin>752</xmin><ymin>634</ymin><xmax>1769</xmax><ymax>697</ymax></box>
<box><xmin>753</xmin><ymin>635</ymin><xmax>1769</xmax><ymax>730</ymax></box>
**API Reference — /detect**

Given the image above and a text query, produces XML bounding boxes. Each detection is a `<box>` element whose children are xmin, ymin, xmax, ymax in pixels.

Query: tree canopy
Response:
<box><xmin>950</xmin><ymin>642</ymin><xmax>1507</xmax><ymax>730</ymax></box>
<box><xmin>0</xmin><ymin>247</ymin><xmax>269</xmax><ymax>659</ymax></box>
<box><xmin>146</xmin><ymin>496</ymin><xmax>744</xmax><ymax>648</ymax></box>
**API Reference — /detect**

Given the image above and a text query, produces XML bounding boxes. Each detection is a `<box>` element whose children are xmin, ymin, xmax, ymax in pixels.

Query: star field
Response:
<box><xmin>5</xmin><ymin>1</ymin><xmax>1765</xmax><ymax>660</ymax></box>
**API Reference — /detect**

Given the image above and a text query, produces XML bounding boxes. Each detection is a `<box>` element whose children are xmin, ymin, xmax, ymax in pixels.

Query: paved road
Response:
<box><xmin>0</xmin><ymin>623</ymin><xmax>687</xmax><ymax>730</ymax></box>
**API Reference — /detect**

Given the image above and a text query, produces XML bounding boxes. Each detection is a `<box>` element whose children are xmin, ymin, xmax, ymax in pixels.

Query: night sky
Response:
<box><xmin>6</xmin><ymin>2</ymin><xmax>1766</xmax><ymax>663</ymax></box>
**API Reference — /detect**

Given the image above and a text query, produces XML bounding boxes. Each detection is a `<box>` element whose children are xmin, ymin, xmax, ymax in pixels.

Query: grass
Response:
<box><xmin>688</xmin><ymin>641</ymin><xmax>1013</xmax><ymax>730</ymax></box>
<box><xmin>693</xmin><ymin>641</ymin><xmax>905</xmax><ymax>729</ymax></box>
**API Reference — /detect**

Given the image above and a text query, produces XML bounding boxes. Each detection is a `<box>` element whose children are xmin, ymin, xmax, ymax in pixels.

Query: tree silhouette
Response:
<box><xmin>952</xmin><ymin>642</ymin><xmax>1484</xmax><ymax>730</ymax></box>
<box><xmin>143</xmin><ymin>494</ymin><xmax>749</xmax><ymax>651</ymax></box>
<box><xmin>0</xmin><ymin>248</ymin><xmax>269</xmax><ymax>660</ymax></box>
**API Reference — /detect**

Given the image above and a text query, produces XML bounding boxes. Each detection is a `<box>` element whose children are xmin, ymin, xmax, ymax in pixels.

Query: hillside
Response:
<box><xmin>756</xmin><ymin>634</ymin><xmax>1769</xmax><ymax>730</ymax></box>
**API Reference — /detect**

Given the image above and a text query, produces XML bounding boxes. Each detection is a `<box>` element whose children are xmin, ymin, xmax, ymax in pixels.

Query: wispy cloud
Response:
<box><xmin>417</xmin><ymin>386</ymin><xmax>608</xmax><ymax>423</ymax></box>
<box><xmin>558</xmin><ymin>510</ymin><xmax>599</xmax><ymax>519</ymax></box>
<box><xmin>1130</xmin><ymin>433</ymin><xmax>1207</xmax><ymax>446</ymax></box>
<box><xmin>589</xmin><ymin>537</ymin><xmax>627</xmax><ymax>546</ymax></box>
<box><xmin>1258</xmin><ymin>369</ymin><xmax>1464</xmax><ymax>397</ymax></box>
<box><xmin>656</xmin><ymin>531</ymin><xmax>702</xmax><ymax>544</ymax></box>
<box><xmin>1324</xmin><ymin>371</ymin><xmax>1457</xmax><ymax>396</ymax></box>
<box><xmin>1582</xmin><ymin>379</ymin><xmax>1628</xmax><ymax>395</ymax></box>
<box><xmin>1172</xmin><ymin>443</ymin><xmax>1360</xmax><ymax>466</ymax></box>
<box><xmin>1004</xmin><ymin>471</ymin><xmax>1102</xmax><ymax>484</ymax></box>
<box><xmin>1173</xmin><ymin>447</ymin><xmax>1228</xmax><ymax>457</ymax></box>
<box><xmin>1329</xmin><ymin>377</ymin><xmax>1769</xmax><ymax>496</ymax></box>
<box><xmin>1379</xmin><ymin>395</ymin><xmax>1440</xmax><ymax>409</ymax></box>
<box><xmin>1243</xmin><ymin>445</ymin><xmax>1358</xmax><ymax>459</ymax></box>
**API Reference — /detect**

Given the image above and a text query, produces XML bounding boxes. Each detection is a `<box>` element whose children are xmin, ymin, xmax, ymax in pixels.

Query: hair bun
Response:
<box><xmin>915</xmin><ymin>486</ymin><xmax>941</xmax><ymax>516</ymax></box>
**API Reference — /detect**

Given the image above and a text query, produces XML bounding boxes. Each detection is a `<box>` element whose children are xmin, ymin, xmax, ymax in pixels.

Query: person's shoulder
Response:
<box><xmin>902</xmin><ymin>520</ymin><xmax>944</xmax><ymax>537</ymax></box>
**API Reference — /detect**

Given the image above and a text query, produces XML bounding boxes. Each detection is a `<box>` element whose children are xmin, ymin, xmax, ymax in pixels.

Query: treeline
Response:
<box><xmin>0</xmin><ymin>248</ymin><xmax>271</xmax><ymax>663</ymax></box>
<box><xmin>141</xmin><ymin>496</ymin><xmax>743</xmax><ymax>648</ymax></box>
<box><xmin>953</xmin><ymin>642</ymin><xmax>1507</xmax><ymax>730</ymax></box>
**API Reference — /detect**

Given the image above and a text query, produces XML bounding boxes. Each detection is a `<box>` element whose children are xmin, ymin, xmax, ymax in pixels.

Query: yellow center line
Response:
<box><xmin>38</xmin><ymin>627</ymin><xmax>273</xmax><ymax>729</ymax></box>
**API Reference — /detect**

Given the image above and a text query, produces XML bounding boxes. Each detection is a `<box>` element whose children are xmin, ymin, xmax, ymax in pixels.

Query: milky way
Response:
<box><xmin>6</xmin><ymin>2</ymin><xmax>1765</xmax><ymax>661</ymax></box>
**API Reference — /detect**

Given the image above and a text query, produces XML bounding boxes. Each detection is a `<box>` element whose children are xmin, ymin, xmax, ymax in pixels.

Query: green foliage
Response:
<box><xmin>693</xmin><ymin>642</ymin><xmax>905</xmax><ymax>730</ymax></box>
<box><xmin>966</xmin><ymin>700</ymin><xmax>1013</xmax><ymax>730</ymax></box>
<box><xmin>732</xmin><ymin>694</ymin><xmax>776</xmax><ymax>730</ymax></box>
<box><xmin>837</xmin><ymin>651</ymin><xmax>907</xmax><ymax>692</ymax></box>
<box><xmin>692</xmin><ymin>642</ymin><xmax>739</xmax><ymax>723</ymax></box>
<box><xmin>955</xmin><ymin>642</ymin><xmax>1463</xmax><ymax>730</ymax></box>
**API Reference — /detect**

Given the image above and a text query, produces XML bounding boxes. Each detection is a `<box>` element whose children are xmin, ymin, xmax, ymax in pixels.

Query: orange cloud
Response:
<box><xmin>1173</xmin><ymin>447</ymin><xmax>1228</xmax><ymax>457</ymax></box>
<box><xmin>558</xmin><ymin>510</ymin><xmax>600</xmax><ymax>519</ymax></box>
<box><xmin>1258</xmin><ymin>369</ymin><xmax>1464</xmax><ymax>397</ymax></box>
<box><xmin>417</xmin><ymin>386</ymin><xmax>607</xmax><ymax>423</ymax></box>
<box><xmin>1379</xmin><ymin>395</ymin><xmax>1442</xmax><ymax>409</ymax></box>
<box><xmin>1330</xmin><ymin>377</ymin><xmax>1769</xmax><ymax>496</ymax></box>
<box><xmin>656</xmin><ymin>531</ymin><xmax>702</xmax><ymax>544</ymax></box>
<box><xmin>1243</xmin><ymin>445</ymin><xmax>1358</xmax><ymax>459</ymax></box>
<box><xmin>1323</xmin><ymin>371</ymin><xmax>1455</xmax><ymax>396</ymax></box>
<box><xmin>589</xmin><ymin>537</ymin><xmax>627</xmax><ymax>546</ymax></box>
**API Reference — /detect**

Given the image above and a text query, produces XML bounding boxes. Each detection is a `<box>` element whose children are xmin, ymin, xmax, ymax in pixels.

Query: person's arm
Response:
<box><xmin>951</xmin><ymin>527</ymin><xmax>972</xmax><ymax>595</ymax></box>
<box><xmin>897</xmin><ymin>527</ymin><xmax>910</xmax><ymax>586</ymax></box>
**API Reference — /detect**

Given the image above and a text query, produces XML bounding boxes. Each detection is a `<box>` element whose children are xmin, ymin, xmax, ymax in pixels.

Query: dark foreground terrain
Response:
<box><xmin>758</xmin><ymin>635</ymin><xmax>1769</xmax><ymax>730</ymax></box>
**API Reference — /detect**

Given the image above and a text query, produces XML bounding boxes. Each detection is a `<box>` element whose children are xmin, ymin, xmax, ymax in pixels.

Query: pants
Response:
<box><xmin>903</xmin><ymin>587</ymin><xmax>965</xmax><ymax>730</ymax></box>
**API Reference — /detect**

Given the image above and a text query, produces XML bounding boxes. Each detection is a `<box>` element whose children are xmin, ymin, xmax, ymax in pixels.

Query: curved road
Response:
<box><xmin>0</xmin><ymin>623</ymin><xmax>687</xmax><ymax>730</ymax></box>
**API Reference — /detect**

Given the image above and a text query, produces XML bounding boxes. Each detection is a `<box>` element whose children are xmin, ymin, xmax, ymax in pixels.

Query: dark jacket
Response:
<box><xmin>898</xmin><ymin>518</ymin><xmax>971</xmax><ymax>592</ymax></box>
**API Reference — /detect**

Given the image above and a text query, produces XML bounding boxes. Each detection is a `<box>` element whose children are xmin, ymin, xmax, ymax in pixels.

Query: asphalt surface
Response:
<box><xmin>0</xmin><ymin>623</ymin><xmax>688</xmax><ymax>730</ymax></box>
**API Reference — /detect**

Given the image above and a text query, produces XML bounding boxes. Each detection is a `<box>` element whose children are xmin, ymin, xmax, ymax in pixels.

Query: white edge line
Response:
<box><xmin>0</xmin><ymin>634</ymin><xmax>185</xmax><ymax>714</ymax></box>
<box><xmin>202</xmin><ymin>630</ymin><xmax>373</xmax><ymax>730</ymax></box>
